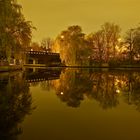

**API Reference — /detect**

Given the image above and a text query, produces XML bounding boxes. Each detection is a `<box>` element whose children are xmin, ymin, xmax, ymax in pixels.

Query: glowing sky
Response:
<box><xmin>18</xmin><ymin>0</ymin><xmax>140</xmax><ymax>41</ymax></box>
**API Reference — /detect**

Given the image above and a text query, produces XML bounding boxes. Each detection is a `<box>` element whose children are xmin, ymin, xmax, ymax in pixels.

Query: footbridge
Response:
<box><xmin>24</xmin><ymin>51</ymin><xmax>61</xmax><ymax>67</ymax></box>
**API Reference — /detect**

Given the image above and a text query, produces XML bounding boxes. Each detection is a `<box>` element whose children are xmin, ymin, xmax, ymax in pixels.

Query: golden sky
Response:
<box><xmin>18</xmin><ymin>0</ymin><xmax>140</xmax><ymax>42</ymax></box>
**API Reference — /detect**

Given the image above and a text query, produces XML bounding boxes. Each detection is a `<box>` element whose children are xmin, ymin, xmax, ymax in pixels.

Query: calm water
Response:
<box><xmin>1</xmin><ymin>68</ymin><xmax>140</xmax><ymax>140</ymax></box>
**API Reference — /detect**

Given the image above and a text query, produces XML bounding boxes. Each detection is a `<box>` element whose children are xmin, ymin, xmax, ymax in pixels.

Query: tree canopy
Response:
<box><xmin>0</xmin><ymin>0</ymin><xmax>34</xmax><ymax>61</ymax></box>
<box><xmin>53</xmin><ymin>23</ymin><xmax>140</xmax><ymax>66</ymax></box>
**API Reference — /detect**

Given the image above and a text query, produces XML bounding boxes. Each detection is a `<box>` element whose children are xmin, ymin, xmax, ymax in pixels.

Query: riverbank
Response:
<box><xmin>1</xmin><ymin>64</ymin><xmax>140</xmax><ymax>73</ymax></box>
<box><xmin>58</xmin><ymin>64</ymin><xmax>140</xmax><ymax>68</ymax></box>
<box><xmin>0</xmin><ymin>65</ymin><xmax>22</xmax><ymax>72</ymax></box>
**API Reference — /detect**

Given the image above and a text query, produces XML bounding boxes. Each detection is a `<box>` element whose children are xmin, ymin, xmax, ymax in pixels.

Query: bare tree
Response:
<box><xmin>41</xmin><ymin>37</ymin><xmax>53</xmax><ymax>52</ymax></box>
<box><xmin>125</xmin><ymin>26</ymin><xmax>140</xmax><ymax>63</ymax></box>
<box><xmin>101</xmin><ymin>22</ymin><xmax>121</xmax><ymax>62</ymax></box>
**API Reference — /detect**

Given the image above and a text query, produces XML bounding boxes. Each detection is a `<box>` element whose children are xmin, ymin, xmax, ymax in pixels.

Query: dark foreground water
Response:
<box><xmin>1</xmin><ymin>68</ymin><xmax>140</xmax><ymax>140</ymax></box>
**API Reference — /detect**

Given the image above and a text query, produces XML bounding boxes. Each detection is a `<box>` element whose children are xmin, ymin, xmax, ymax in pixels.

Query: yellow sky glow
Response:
<box><xmin>18</xmin><ymin>0</ymin><xmax>140</xmax><ymax>42</ymax></box>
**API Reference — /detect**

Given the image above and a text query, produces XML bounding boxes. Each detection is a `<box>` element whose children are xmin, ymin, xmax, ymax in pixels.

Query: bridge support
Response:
<box><xmin>33</xmin><ymin>67</ymin><xmax>36</xmax><ymax>72</ymax></box>
<box><xmin>33</xmin><ymin>59</ymin><xmax>36</xmax><ymax>65</ymax></box>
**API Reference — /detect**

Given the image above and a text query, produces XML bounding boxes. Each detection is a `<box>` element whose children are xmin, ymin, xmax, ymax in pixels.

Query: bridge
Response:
<box><xmin>24</xmin><ymin>51</ymin><xmax>62</xmax><ymax>67</ymax></box>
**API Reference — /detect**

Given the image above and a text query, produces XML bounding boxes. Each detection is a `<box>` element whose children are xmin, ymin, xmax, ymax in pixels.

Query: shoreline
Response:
<box><xmin>0</xmin><ymin>65</ymin><xmax>22</xmax><ymax>72</ymax></box>
<box><xmin>1</xmin><ymin>64</ymin><xmax>140</xmax><ymax>73</ymax></box>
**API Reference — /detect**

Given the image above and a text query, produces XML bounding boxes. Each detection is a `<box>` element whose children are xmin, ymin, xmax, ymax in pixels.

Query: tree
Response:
<box><xmin>54</xmin><ymin>25</ymin><xmax>92</xmax><ymax>66</ymax></box>
<box><xmin>101</xmin><ymin>22</ymin><xmax>121</xmax><ymax>62</ymax></box>
<box><xmin>125</xmin><ymin>26</ymin><xmax>140</xmax><ymax>63</ymax></box>
<box><xmin>0</xmin><ymin>0</ymin><xmax>34</xmax><ymax>62</ymax></box>
<box><xmin>85</xmin><ymin>22</ymin><xmax>121</xmax><ymax>66</ymax></box>
<box><xmin>0</xmin><ymin>0</ymin><xmax>11</xmax><ymax>58</ymax></box>
<box><xmin>86</xmin><ymin>31</ymin><xmax>105</xmax><ymax>66</ymax></box>
<box><xmin>125</xmin><ymin>29</ymin><xmax>135</xmax><ymax>63</ymax></box>
<box><xmin>30</xmin><ymin>42</ymin><xmax>40</xmax><ymax>51</ymax></box>
<box><xmin>41</xmin><ymin>37</ymin><xmax>53</xmax><ymax>52</ymax></box>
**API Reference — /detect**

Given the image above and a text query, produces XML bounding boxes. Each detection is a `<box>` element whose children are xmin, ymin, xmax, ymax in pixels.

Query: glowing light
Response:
<box><xmin>117</xmin><ymin>38</ymin><xmax>122</xmax><ymax>42</ymax></box>
<box><xmin>115</xmin><ymin>45</ymin><xmax>120</xmax><ymax>52</ymax></box>
<box><xmin>116</xmin><ymin>89</ymin><xmax>120</xmax><ymax>93</ymax></box>
<box><xmin>60</xmin><ymin>92</ymin><xmax>64</xmax><ymax>95</ymax></box>
<box><xmin>115</xmin><ymin>45</ymin><xmax>127</xmax><ymax>53</ymax></box>
<box><xmin>61</xmin><ymin>35</ymin><xmax>64</xmax><ymax>39</ymax></box>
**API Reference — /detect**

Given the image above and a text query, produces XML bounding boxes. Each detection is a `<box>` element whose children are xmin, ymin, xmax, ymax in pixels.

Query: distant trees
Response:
<box><xmin>1</xmin><ymin>0</ymin><xmax>140</xmax><ymax>68</ymax></box>
<box><xmin>30</xmin><ymin>42</ymin><xmax>40</xmax><ymax>51</ymax></box>
<box><xmin>41</xmin><ymin>37</ymin><xmax>53</xmax><ymax>52</ymax></box>
<box><xmin>52</xmin><ymin>22</ymin><xmax>140</xmax><ymax>66</ymax></box>
<box><xmin>53</xmin><ymin>23</ymin><xmax>122</xmax><ymax>66</ymax></box>
<box><xmin>28</xmin><ymin>38</ymin><xmax>54</xmax><ymax>53</ymax></box>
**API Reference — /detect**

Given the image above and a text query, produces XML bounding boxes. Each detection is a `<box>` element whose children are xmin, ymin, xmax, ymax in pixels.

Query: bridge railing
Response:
<box><xmin>25</xmin><ymin>51</ymin><xmax>60</xmax><ymax>56</ymax></box>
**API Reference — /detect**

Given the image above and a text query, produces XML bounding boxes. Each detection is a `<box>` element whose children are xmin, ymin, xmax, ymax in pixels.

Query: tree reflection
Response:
<box><xmin>54</xmin><ymin>69</ymin><xmax>93</xmax><ymax>107</ymax></box>
<box><xmin>0</xmin><ymin>72</ymin><xmax>33</xmax><ymax>140</ymax></box>
<box><xmin>87</xmin><ymin>72</ymin><xmax>119</xmax><ymax>109</ymax></box>
<box><xmin>122</xmin><ymin>72</ymin><xmax>140</xmax><ymax>111</ymax></box>
<box><xmin>53</xmin><ymin>69</ymin><xmax>140</xmax><ymax>111</ymax></box>
<box><xmin>54</xmin><ymin>69</ymin><xmax>120</xmax><ymax>108</ymax></box>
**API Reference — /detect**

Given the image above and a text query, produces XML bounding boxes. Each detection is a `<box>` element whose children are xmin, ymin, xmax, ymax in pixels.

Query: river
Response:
<box><xmin>0</xmin><ymin>68</ymin><xmax>140</xmax><ymax>140</ymax></box>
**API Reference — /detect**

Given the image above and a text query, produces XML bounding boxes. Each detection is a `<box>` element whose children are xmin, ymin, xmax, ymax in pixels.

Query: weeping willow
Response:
<box><xmin>0</xmin><ymin>0</ymin><xmax>34</xmax><ymax>62</ymax></box>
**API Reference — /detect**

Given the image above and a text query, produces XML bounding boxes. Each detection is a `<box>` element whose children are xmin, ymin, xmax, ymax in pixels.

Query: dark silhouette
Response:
<box><xmin>0</xmin><ymin>72</ymin><xmax>34</xmax><ymax>140</ymax></box>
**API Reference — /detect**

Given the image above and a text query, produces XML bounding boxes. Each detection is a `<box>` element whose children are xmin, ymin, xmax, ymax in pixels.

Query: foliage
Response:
<box><xmin>0</xmin><ymin>0</ymin><xmax>34</xmax><ymax>62</ymax></box>
<box><xmin>53</xmin><ymin>23</ymin><xmax>123</xmax><ymax>66</ymax></box>
<box><xmin>125</xmin><ymin>26</ymin><xmax>140</xmax><ymax>63</ymax></box>
<box><xmin>86</xmin><ymin>22</ymin><xmax>121</xmax><ymax>65</ymax></box>
<box><xmin>54</xmin><ymin>25</ymin><xmax>92</xmax><ymax>66</ymax></box>
<box><xmin>41</xmin><ymin>37</ymin><xmax>53</xmax><ymax>52</ymax></box>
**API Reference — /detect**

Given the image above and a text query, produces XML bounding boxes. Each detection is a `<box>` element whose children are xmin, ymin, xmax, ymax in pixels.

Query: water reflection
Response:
<box><xmin>24</xmin><ymin>68</ymin><xmax>140</xmax><ymax>110</ymax></box>
<box><xmin>1</xmin><ymin>68</ymin><xmax>140</xmax><ymax>139</ymax></box>
<box><xmin>25</xmin><ymin>68</ymin><xmax>62</xmax><ymax>91</ymax></box>
<box><xmin>0</xmin><ymin>72</ymin><xmax>33</xmax><ymax>140</ymax></box>
<box><xmin>51</xmin><ymin>69</ymin><xmax>140</xmax><ymax>110</ymax></box>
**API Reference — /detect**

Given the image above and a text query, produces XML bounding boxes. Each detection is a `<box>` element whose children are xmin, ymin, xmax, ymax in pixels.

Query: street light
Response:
<box><xmin>60</xmin><ymin>35</ymin><xmax>64</xmax><ymax>39</ymax></box>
